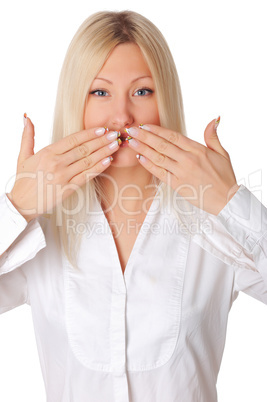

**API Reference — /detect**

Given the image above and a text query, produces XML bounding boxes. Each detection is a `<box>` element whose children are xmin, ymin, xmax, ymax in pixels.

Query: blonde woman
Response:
<box><xmin>0</xmin><ymin>10</ymin><xmax>266</xmax><ymax>402</ymax></box>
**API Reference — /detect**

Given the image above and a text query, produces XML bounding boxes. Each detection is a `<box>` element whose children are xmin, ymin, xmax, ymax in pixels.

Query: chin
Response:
<box><xmin>109</xmin><ymin>146</ymin><xmax>139</xmax><ymax>168</ymax></box>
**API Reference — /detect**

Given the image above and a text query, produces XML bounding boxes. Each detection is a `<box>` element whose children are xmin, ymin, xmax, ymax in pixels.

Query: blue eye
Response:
<box><xmin>90</xmin><ymin>90</ymin><xmax>108</xmax><ymax>97</ymax></box>
<box><xmin>134</xmin><ymin>88</ymin><xmax>153</xmax><ymax>97</ymax></box>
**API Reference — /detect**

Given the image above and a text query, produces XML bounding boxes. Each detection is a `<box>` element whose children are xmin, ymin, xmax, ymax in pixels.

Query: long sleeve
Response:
<box><xmin>191</xmin><ymin>185</ymin><xmax>267</xmax><ymax>304</ymax></box>
<box><xmin>0</xmin><ymin>193</ymin><xmax>46</xmax><ymax>313</ymax></box>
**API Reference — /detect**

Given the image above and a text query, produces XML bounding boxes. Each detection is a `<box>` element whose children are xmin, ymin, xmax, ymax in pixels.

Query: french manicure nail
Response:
<box><xmin>102</xmin><ymin>156</ymin><xmax>113</xmax><ymax>166</ymax></box>
<box><xmin>139</xmin><ymin>124</ymin><xmax>150</xmax><ymax>131</ymax></box>
<box><xmin>108</xmin><ymin>140</ymin><xmax>119</xmax><ymax>150</ymax></box>
<box><xmin>95</xmin><ymin>127</ymin><xmax>106</xmax><ymax>136</ymax></box>
<box><xmin>107</xmin><ymin>131</ymin><xmax>120</xmax><ymax>141</ymax></box>
<box><xmin>125</xmin><ymin>127</ymin><xmax>138</xmax><ymax>137</ymax></box>
<box><xmin>214</xmin><ymin>116</ymin><xmax>220</xmax><ymax>131</ymax></box>
<box><xmin>23</xmin><ymin>112</ymin><xmax>28</xmax><ymax>127</ymax></box>
<box><xmin>136</xmin><ymin>154</ymin><xmax>146</xmax><ymax>162</ymax></box>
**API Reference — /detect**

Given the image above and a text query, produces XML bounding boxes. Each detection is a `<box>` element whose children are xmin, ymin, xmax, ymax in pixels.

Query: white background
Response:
<box><xmin>0</xmin><ymin>0</ymin><xmax>267</xmax><ymax>400</ymax></box>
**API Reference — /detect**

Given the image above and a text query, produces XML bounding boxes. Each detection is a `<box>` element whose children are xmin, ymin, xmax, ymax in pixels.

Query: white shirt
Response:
<box><xmin>0</xmin><ymin>184</ymin><xmax>267</xmax><ymax>402</ymax></box>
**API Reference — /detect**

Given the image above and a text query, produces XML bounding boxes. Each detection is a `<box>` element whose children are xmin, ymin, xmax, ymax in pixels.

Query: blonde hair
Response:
<box><xmin>51</xmin><ymin>10</ymin><xmax>187</xmax><ymax>265</ymax></box>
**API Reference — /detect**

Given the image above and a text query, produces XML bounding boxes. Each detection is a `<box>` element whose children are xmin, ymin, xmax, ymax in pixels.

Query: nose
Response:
<box><xmin>110</xmin><ymin>95</ymin><xmax>134</xmax><ymax>130</ymax></box>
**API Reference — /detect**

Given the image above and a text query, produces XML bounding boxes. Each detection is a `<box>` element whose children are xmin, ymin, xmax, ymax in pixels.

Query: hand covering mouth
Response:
<box><xmin>120</xmin><ymin>127</ymin><xmax>130</xmax><ymax>141</ymax></box>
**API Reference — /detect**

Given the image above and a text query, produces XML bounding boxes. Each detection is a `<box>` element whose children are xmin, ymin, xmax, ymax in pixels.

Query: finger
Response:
<box><xmin>69</xmin><ymin>147</ymin><xmax>119</xmax><ymax>188</ymax></box>
<box><xmin>69</xmin><ymin>159</ymin><xmax>111</xmax><ymax>187</ymax></box>
<box><xmin>66</xmin><ymin>139</ymin><xmax>120</xmax><ymax>181</ymax></box>
<box><xmin>131</xmin><ymin>124</ymin><xmax>198</xmax><ymax>152</ymax></box>
<box><xmin>53</xmin><ymin>155</ymin><xmax>115</xmax><ymax>204</ymax></box>
<box><xmin>62</xmin><ymin>131</ymin><xmax>120</xmax><ymax>166</ymax></box>
<box><xmin>126</xmin><ymin>128</ymin><xmax>187</xmax><ymax>163</ymax></box>
<box><xmin>134</xmin><ymin>153</ymin><xmax>179</xmax><ymax>189</ymax></box>
<box><xmin>204</xmin><ymin>117</ymin><xmax>229</xmax><ymax>158</ymax></box>
<box><xmin>52</xmin><ymin>126</ymin><xmax>110</xmax><ymax>154</ymax></box>
<box><xmin>127</xmin><ymin>137</ymin><xmax>179</xmax><ymax>173</ymax></box>
<box><xmin>18</xmin><ymin>114</ymin><xmax>35</xmax><ymax>164</ymax></box>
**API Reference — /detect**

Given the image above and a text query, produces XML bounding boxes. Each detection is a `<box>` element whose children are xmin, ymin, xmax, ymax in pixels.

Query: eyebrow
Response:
<box><xmin>94</xmin><ymin>75</ymin><xmax>153</xmax><ymax>84</ymax></box>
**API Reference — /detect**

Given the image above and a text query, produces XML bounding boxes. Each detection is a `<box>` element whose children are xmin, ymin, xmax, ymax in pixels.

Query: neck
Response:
<box><xmin>99</xmin><ymin>165</ymin><xmax>158</xmax><ymax>215</ymax></box>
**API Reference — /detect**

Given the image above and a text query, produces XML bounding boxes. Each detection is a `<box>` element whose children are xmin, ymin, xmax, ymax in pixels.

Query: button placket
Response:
<box><xmin>110</xmin><ymin>268</ymin><xmax>129</xmax><ymax>401</ymax></box>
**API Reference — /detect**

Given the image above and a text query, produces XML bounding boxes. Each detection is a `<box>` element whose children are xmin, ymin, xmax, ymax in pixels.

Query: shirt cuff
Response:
<box><xmin>0</xmin><ymin>193</ymin><xmax>46</xmax><ymax>274</ymax></box>
<box><xmin>0</xmin><ymin>193</ymin><xmax>28</xmax><ymax>254</ymax></box>
<box><xmin>191</xmin><ymin>186</ymin><xmax>258</xmax><ymax>271</ymax></box>
<box><xmin>217</xmin><ymin>185</ymin><xmax>267</xmax><ymax>253</ymax></box>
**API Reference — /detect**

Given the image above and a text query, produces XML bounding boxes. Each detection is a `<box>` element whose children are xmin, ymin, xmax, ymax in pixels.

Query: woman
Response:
<box><xmin>0</xmin><ymin>10</ymin><xmax>266</xmax><ymax>402</ymax></box>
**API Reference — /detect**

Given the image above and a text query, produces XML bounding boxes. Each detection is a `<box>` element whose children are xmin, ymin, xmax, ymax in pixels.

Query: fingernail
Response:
<box><xmin>106</xmin><ymin>131</ymin><xmax>120</xmax><ymax>141</ymax></box>
<box><xmin>95</xmin><ymin>127</ymin><xmax>106</xmax><ymax>136</ymax></box>
<box><xmin>136</xmin><ymin>154</ymin><xmax>146</xmax><ymax>162</ymax></box>
<box><xmin>214</xmin><ymin>116</ymin><xmax>220</xmax><ymax>131</ymax></box>
<box><xmin>102</xmin><ymin>156</ymin><xmax>113</xmax><ymax>166</ymax></box>
<box><xmin>139</xmin><ymin>124</ymin><xmax>150</xmax><ymax>131</ymax></box>
<box><xmin>125</xmin><ymin>127</ymin><xmax>138</xmax><ymax>137</ymax></box>
<box><xmin>23</xmin><ymin>112</ymin><xmax>28</xmax><ymax>127</ymax></box>
<box><xmin>127</xmin><ymin>138</ymin><xmax>139</xmax><ymax>148</ymax></box>
<box><xmin>108</xmin><ymin>140</ymin><xmax>119</xmax><ymax>150</ymax></box>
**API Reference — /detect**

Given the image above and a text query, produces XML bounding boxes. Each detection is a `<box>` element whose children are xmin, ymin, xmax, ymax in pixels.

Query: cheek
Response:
<box><xmin>83</xmin><ymin>102</ymin><xmax>104</xmax><ymax>129</ymax></box>
<box><xmin>142</xmin><ymin>99</ymin><xmax>160</xmax><ymax>124</ymax></box>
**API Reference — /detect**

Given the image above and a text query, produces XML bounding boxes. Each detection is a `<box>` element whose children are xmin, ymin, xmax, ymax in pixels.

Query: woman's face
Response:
<box><xmin>84</xmin><ymin>43</ymin><xmax>160</xmax><ymax>168</ymax></box>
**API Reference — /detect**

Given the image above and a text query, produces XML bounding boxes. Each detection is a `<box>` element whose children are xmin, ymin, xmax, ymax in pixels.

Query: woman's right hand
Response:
<box><xmin>7</xmin><ymin>116</ymin><xmax>121</xmax><ymax>222</ymax></box>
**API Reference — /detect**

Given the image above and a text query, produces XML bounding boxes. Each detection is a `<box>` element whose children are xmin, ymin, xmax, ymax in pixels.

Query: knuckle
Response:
<box><xmin>82</xmin><ymin>171</ymin><xmax>88</xmax><ymax>182</ymax></box>
<box><xmin>186</xmin><ymin>154</ymin><xmax>197</xmax><ymax>169</ymax></box>
<box><xmin>77</xmin><ymin>144</ymin><xmax>88</xmax><ymax>157</ymax></box>
<box><xmin>167</xmin><ymin>131</ymin><xmax>177</xmax><ymax>144</ymax></box>
<box><xmin>155</xmin><ymin>153</ymin><xmax>165</xmax><ymax>165</ymax></box>
<box><xmin>82</xmin><ymin>156</ymin><xmax>93</xmax><ymax>168</ymax></box>
<box><xmin>193</xmin><ymin>147</ymin><xmax>207</xmax><ymax>163</ymax></box>
<box><xmin>195</xmin><ymin>147</ymin><xmax>206</xmax><ymax>158</ymax></box>
<box><xmin>201</xmin><ymin>147</ymin><xmax>208</xmax><ymax>157</ymax></box>
<box><xmin>223</xmin><ymin>149</ymin><xmax>230</xmax><ymax>158</ymax></box>
<box><xmin>202</xmin><ymin>146</ymin><xmax>210</xmax><ymax>157</ymax></box>
<box><xmin>67</xmin><ymin>134</ymin><xmax>79</xmax><ymax>148</ymax></box>
<box><xmin>41</xmin><ymin>147</ymin><xmax>52</xmax><ymax>158</ymax></box>
<box><xmin>40</xmin><ymin>148</ymin><xmax>55</xmax><ymax>166</ymax></box>
<box><xmin>49</xmin><ymin>158</ymin><xmax>60</xmax><ymax>172</ymax></box>
<box><xmin>158</xmin><ymin>167</ymin><xmax>167</xmax><ymax>179</ymax></box>
<box><xmin>157</xmin><ymin>140</ymin><xmax>168</xmax><ymax>153</ymax></box>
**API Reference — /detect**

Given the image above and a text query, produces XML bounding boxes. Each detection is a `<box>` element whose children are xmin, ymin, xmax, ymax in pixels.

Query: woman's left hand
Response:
<box><xmin>126</xmin><ymin>117</ymin><xmax>239</xmax><ymax>215</ymax></box>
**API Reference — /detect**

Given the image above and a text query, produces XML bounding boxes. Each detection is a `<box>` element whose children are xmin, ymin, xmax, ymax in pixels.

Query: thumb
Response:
<box><xmin>204</xmin><ymin>116</ymin><xmax>228</xmax><ymax>157</ymax></box>
<box><xmin>18</xmin><ymin>113</ymin><xmax>35</xmax><ymax>164</ymax></box>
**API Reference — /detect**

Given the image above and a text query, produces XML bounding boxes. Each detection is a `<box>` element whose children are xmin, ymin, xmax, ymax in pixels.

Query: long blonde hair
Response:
<box><xmin>51</xmin><ymin>10</ymin><xmax>187</xmax><ymax>265</ymax></box>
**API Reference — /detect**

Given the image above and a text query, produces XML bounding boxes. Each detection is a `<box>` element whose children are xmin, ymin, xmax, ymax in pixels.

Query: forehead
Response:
<box><xmin>97</xmin><ymin>43</ymin><xmax>152</xmax><ymax>80</ymax></box>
